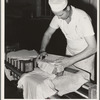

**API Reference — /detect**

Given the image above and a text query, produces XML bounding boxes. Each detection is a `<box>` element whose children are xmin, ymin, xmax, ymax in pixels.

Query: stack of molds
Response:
<box><xmin>5</xmin><ymin>49</ymin><xmax>38</xmax><ymax>80</ymax></box>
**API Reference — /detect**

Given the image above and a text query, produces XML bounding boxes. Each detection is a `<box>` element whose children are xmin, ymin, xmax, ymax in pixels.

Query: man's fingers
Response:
<box><xmin>37</xmin><ymin>52</ymin><xmax>48</xmax><ymax>60</ymax></box>
<box><xmin>52</xmin><ymin>67</ymin><xmax>57</xmax><ymax>74</ymax></box>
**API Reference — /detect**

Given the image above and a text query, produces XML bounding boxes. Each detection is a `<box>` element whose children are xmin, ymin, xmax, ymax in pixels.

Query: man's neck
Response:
<box><xmin>65</xmin><ymin>6</ymin><xmax>72</xmax><ymax>24</ymax></box>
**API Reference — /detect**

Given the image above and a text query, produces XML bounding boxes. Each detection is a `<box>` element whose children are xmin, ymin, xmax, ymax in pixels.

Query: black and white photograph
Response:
<box><xmin>1</xmin><ymin>0</ymin><xmax>99</xmax><ymax>99</ymax></box>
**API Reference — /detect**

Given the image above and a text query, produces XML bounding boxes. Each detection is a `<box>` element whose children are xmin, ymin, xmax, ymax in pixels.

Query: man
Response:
<box><xmin>39</xmin><ymin>0</ymin><xmax>97</xmax><ymax>81</ymax></box>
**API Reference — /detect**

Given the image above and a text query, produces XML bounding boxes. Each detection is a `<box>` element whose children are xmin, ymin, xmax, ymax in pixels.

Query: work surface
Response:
<box><xmin>5</xmin><ymin>52</ymin><xmax>97</xmax><ymax>99</ymax></box>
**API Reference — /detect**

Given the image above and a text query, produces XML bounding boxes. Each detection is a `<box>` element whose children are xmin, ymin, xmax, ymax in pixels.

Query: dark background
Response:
<box><xmin>5</xmin><ymin>0</ymin><xmax>97</xmax><ymax>55</ymax></box>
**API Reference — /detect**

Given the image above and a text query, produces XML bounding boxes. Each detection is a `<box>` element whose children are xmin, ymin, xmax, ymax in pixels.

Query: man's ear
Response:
<box><xmin>67</xmin><ymin>6</ymin><xmax>70</xmax><ymax>11</ymax></box>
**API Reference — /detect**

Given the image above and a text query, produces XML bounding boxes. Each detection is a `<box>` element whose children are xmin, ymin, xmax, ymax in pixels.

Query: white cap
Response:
<box><xmin>49</xmin><ymin>0</ymin><xmax>68</xmax><ymax>12</ymax></box>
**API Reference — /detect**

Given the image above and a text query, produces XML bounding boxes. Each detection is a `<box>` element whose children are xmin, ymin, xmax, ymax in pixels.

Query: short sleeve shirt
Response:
<box><xmin>49</xmin><ymin>6</ymin><xmax>95</xmax><ymax>55</ymax></box>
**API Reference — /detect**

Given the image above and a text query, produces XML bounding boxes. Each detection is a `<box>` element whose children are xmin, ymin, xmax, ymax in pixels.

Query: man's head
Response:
<box><xmin>48</xmin><ymin>0</ymin><xmax>71</xmax><ymax>20</ymax></box>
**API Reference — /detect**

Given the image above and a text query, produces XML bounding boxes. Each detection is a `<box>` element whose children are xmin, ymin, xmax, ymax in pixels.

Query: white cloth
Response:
<box><xmin>50</xmin><ymin>6</ymin><xmax>95</xmax><ymax>80</ymax></box>
<box><xmin>6</xmin><ymin>49</ymin><xmax>38</xmax><ymax>60</ymax></box>
<box><xmin>17</xmin><ymin>67</ymin><xmax>90</xmax><ymax>99</ymax></box>
<box><xmin>52</xmin><ymin>65</ymin><xmax>90</xmax><ymax>96</ymax></box>
<box><xmin>17</xmin><ymin>54</ymin><xmax>90</xmax><ymax>99</ymax></box>
<box><xmin>5</xmin><ymin>66</ymin><xmax>14</xmax><ymax>81</ymax></box>
<box><xmin>49</xmin><ymin>0</ymin><xmax>68</xmax><ymax>12</ymax></box>
<box><xmin>17</xmin><ymin>68</ymin><xmax>57</xmax><ymax>99</ymax></box>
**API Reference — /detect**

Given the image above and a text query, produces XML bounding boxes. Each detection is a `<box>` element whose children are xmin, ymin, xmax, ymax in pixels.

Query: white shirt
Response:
<box><xmin>50</xmin><ymin>6</ymin><xmax>95</xmax><ymax>55</ymax></box>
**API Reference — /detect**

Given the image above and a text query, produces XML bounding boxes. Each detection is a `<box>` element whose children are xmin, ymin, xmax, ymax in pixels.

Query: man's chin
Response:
<box><xmin>62</xmin><ymin>17</ymin><xmax>69</xmax><ymax>20</ymax></box>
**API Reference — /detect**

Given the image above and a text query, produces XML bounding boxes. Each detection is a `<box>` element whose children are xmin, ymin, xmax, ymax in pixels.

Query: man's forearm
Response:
<box><xmin>40</xmin><ymin>27</ymin><xmax>56</xmax><ymax>52</ymax></box>
<box><xmin>40</xmin><ymin>38</ymin><xmax>49</xmax><ymax>52</ymax></box>
<box><xmin>40</xmin><ymin>34</ymin><xmax>52</xmax><ymax>52</ymax></box>
<box><xmin>71</xmin><ymin>46</ymin><xmax>97</xmax><ymax>64</ymax></box>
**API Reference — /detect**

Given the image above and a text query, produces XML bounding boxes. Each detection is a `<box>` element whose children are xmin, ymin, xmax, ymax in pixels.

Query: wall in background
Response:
<box><xmin>5</xmin><ymin>0</ymin><xmax>97</xmax><ymax>49</ymax></box>
<box><xmin>5</xmin><ymin>0</ymin><xmax>97</xmax><ymax>18</ymax></box>
<box><xmin>90</xmin><ymin>0</ymin><xmax>97</xmax><ymax>9</ymax></box>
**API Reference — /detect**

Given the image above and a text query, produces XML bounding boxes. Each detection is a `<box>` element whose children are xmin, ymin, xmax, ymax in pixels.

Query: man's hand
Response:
<box><xmin>38</xmin><ymin>51</ymin><xmax>48</xmax><ymax>60</ymax></box>
<box><xmin>54</xmin><ymin>57</ymin><xmax>73</xmax><ymax>68</ymax></box>
<box><xmin>56</xmin><ymin>71</ymin><xmax>64</xmax><ymax>77</ymax></box>
<box><xmin>52</xmin><ymin>67</ymin><xmax>64</xmax><ymax>76</ymax></box>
